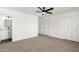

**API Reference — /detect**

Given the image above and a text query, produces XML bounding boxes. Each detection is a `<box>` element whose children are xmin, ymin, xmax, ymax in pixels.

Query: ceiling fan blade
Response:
<box><xmin>46</xmin><ymin>12</ymin><xmax>52</xmax><ymax>14</ymax></box>
<box><xmin>45</xmin><ymin>8</ymin><xmax>54</xmax><ymax>12</ymax></box>
<box><xmin>38</xmin><ymin>7</ymin><xmax>43</xmax><ymax>11</ymax></box>
<box><xmin>36</xmin><ymin>11</ymin><xmax>42</xmax><ymax>13</ymax></box>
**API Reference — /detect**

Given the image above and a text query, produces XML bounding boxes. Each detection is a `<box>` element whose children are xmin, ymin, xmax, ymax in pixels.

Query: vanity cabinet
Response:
<box><xmin>0</xmin><ymin>29</ymin><xmax>8</xmax><ymax>41</ymax></box>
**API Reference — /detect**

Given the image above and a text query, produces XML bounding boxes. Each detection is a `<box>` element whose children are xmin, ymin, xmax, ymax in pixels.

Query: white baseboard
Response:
<box><xmin>49</xmin><ymin>34</ymin><xmax>79</xmax><ymax>42</ymax></box>
<box><xmin>12</xmin><ymin>34</ymin><xmax>38</xmax><ymax>42</ymax></box>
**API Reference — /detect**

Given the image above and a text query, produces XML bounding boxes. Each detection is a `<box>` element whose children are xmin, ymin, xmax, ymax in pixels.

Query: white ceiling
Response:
<box><xmin>3</xmin><ymin>7</ymin><xmax>79</xmax><ymax>17</ymax></box>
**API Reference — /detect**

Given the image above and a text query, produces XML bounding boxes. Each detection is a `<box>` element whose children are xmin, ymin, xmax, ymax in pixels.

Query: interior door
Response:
<box><xmin>74</xmin><ymin>16</ymin><xmax>79</xmax><ymax>42</ymax></box>
<box><xmin>39</xmin><ymin>19</ymin><xmax>49</xmax><ymax>35</ymax></box>
<box><xmin>44</xmin><ymin>19</ymin><xmax>49</xmax><ymax>35</ymax></box>
<box><xmin>39</xmin><ymin>19</ymin><xmax>45</xmax><ymax>34</ymax></box>
<box><xmin>63</xmin><ymin>17</ymin><xmax>72</xmax><ymax>40</ymax></box>
<box><xmin>71</xmin><ymin>16</ymin><xmax>79</xmax><ymax>42</ymax></box>
<box><xmin>76</xmin><ymin>16</ymin><xmax>79</xmax><ymax>41</ymax></box>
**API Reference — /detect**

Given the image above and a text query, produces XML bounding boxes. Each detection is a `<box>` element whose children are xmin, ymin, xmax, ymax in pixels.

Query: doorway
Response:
<box><xmin>0</xmin><ymin>15</ymin><xmax>12</xmax><ymax>43</ymax></box>
<box><xmin>39</xmin><ymin>18</ymin><xmax>49</xmax><ymax>35</ymax></box>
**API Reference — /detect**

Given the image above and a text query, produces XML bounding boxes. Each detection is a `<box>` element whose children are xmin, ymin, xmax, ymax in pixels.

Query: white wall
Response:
<box><xmin>0</xmin><ymin>8</ymin><xmax>38</xmax><ymax>41</ymax></box>
<box><xmin>39</xmin><ymin>10</ymin><xmax>79</xmax><ymax>42</ymax></box>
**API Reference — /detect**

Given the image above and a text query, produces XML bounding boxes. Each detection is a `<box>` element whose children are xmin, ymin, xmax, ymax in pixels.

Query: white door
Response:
<box><xmin>39</xmin><ymin>19</ymin><xmax>45</xmax><ymax>34</ymax></box>
<box><xmin>63</xmin><ymin>17</ymin><xmax>72</xmax><ymax>40</ymax></box>
<box><xmin>39</xmin><ymin>19</ymin><xmax>49</xmax><ymax>35</ymax></box>
<box><xmin>76</xmin><ymin>16</ymin><xmax>79</xmax><ymax>42</ymax></box>
<box><xmin>71</xmin><ymin>16</ymin><xmax>79</xmax><ymax>42</ymax></box>
<box><xmin>71</xmin><ymin>16</ymin><xmax>76</xmax><ymax>41</ymax></box>
<box><xmin>44</xmin><ymin>19</ymin><xmax>49</xmax><ymax>35</ymax></box>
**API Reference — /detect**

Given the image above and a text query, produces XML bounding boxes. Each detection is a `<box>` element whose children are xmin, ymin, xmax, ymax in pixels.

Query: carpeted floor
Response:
<box><xmin>0</xmin><ymin>35</ymin><xmax>79</xmax><ymax>52</ymax></box>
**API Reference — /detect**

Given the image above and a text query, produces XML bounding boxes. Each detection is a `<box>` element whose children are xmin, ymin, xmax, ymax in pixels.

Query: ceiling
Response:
<box><xmin>3</xmin><ymin>7</ymin><xmax>79</xmax><ymax>17</ymax></box>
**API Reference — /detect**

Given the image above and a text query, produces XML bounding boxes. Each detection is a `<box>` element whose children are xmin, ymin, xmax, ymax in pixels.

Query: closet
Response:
<box><xmin>58</xmin><ymin>15</ymin><xmax>79</xmax><ymax>42</ymax></box>
<box><xmin>55</xmin><ymin>15</ymin><xmax>79</xmax><ymax>42</ymax></box>
<box><xmin>39</xmin><ymin>15</ymin><xmax>79</xmax><ymax>42</ymax></box>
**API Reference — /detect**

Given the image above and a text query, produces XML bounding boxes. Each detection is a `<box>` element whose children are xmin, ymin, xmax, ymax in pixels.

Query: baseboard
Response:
<box><xmin>49</xmin><ymin>34</ymin><xmax>79</xmax><ymax>42</ymax></box>
<box><xmin>12</xmin><ymin>34</ymin><xmax>38</xmax><ymax>42</ymax></box>
<box><xmin>49</xmin><ymin>34</ymin><xmax>66</xmax><ymax>39</ymax></box>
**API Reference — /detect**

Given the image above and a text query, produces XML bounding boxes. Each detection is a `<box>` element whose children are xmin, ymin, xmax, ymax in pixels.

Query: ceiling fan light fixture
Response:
<box><xmin>42</xmin><ymin>12</ymin><xmax>45</xmax><ymax>15</ymax></box>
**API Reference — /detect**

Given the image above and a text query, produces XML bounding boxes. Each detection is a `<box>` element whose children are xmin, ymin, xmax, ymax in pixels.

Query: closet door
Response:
<box><xmin>76</xmin><ymin>17</ymin><xmax>79</xmax><ymax>41</ymax></box>
<box><xmin>43</xmin><ymin>19</ymin><xmax>49</xmax><ymax>35</ymax></box>
<box><xmin>62</xmin><ymin>17</ymin><xmax>72</xmax><ymax>40</ymax></box>
<box><xmin>71</xmin><ymin>16</ymin><xmax>79</xmax><ymax>42</ymax></box>
<box><xmin>75</xmin><ymin>16</ymin><xmax>79</xmax><ymax>42</ymax></box>
<box><xmin>71</xmin><ymin>16</ymin><xmax>76</xmax><ymax>41</ymax></box>
<box><xmin>38</xmin><ymin>19</ymin><xmax>44</xmax><ymax>34</ymax></box>
<box><xmin>39</xmin><ymin>19</ymin><xmax>49</xmax><ymax>35</ymax></box>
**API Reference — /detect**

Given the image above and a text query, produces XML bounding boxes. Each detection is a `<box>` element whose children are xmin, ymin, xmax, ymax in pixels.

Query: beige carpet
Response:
<box><xmin>0</xmin><ymin>35</ymin><xmax>79</xmax><ymax>52</ymax></box>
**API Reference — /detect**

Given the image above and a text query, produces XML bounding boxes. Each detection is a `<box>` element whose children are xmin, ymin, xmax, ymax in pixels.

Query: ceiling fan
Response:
<box><xmin>37</xmin><ymin>7</ymin><xmax>54</xmax><ymax>15</ymax></box>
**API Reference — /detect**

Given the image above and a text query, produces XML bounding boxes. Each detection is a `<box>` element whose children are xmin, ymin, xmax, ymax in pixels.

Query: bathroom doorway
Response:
<box><xmin>0</xmin><ymin>15</ymin><xmax>12</xmax><ymax>43</ymax></box>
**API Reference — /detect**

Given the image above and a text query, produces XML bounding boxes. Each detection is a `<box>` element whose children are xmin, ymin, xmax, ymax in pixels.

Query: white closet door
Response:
<box><xmin>39</xmin><ymin>19</ymin><xmax>43</xmax><ymax>34</ymax></box>
<box><xmin>71</xmin><ymin>16</ymin><xmax>76</xmax><ymax>41</ymax></box>
<box><xmin>39</xmin><ymin>19</ymin><xmax>45</xmax><ymax>34</ymax></box>
<box><xmin>76</xmin><ymin>16</ymin><xmax>79</xmax><ymax>41</ymax></box>
<box><xmin>39</xmin><ymin>19</ymin><xmax>49</xmax><ymax>35</ymax></box>
<box><xmin>61</xmin><ymin>17</ymin><xmax>72</xmax><ymax>40</ymax></box>
<box><xmin>71</xmin><ymin>16</ymin><xmax>79</xmax><ymax>42</ymax></box>
<box><xmin>43</xmin><ymin>19</ymin><xmax>49</xmax><ymax>35</ymax></box>
<box><xmin>73</xmin><ymin>16</ymin><xmax>79</xmax><ymax>42</ymax></box>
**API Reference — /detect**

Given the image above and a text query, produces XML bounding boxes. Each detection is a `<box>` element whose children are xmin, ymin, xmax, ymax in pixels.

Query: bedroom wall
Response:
<box><xmin>0</xmin><ymin>8</ymin><xmax>38</xmax><ymax>41</ymax></box>
<box><xmin>39</xmin><ymin>10</ymin><xmax>79</xmax><ymax>42</ymax></box>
